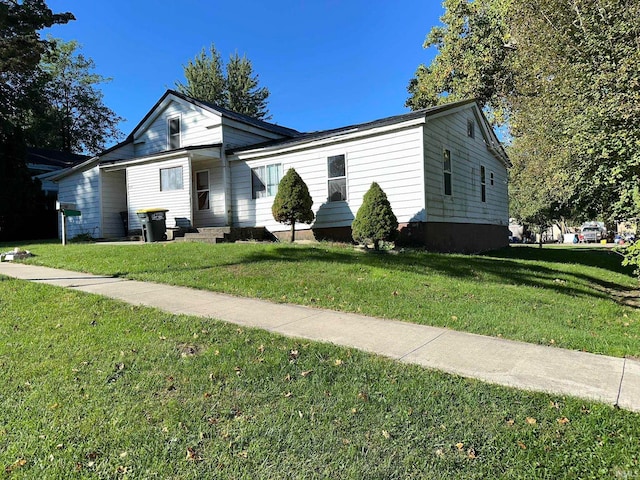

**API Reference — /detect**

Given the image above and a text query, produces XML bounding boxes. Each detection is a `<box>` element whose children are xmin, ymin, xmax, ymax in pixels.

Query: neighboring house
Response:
<box><xmin>27</xmin><ymin>147</ymin><xmax>89</xmax><ymax>196</ymax></box>
<box><xmin>52</xmin><ymin>89</ymin><xmax>510</xmax><ymax>252</ymax></box>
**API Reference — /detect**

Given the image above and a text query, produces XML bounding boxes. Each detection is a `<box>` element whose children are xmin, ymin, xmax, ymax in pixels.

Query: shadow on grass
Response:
<box><xmin>137</xmin><ymin>244</ymin><xmax>637</xmax><ymax>305</ymax></box>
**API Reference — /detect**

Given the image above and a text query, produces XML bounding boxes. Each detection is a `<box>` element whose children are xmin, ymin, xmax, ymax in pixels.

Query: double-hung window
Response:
<box><xmin>443</xmin><ymin>149</ymin><xmax>452</xmax><ymax>196</ymax></box>
<box><xmin>196</xmin><ymin>170</ymin><xmax>210</xmax><ymax>210</ymax></box>
<box><xmin>168</xmin><ymin>116</ymin><xmax>181</xmax><ymax>150</ymax></box>
<box><xmin>480</xmin><ymin>165</ymin><xmax>486</xmax><ymax>202</ymax></box>
<box><xmin>160</xmin><ymin>166</ymin><xmax>183</xmax><ymax>191</ymax></box>
<box><xmin>252</xmin><ymin>164</ymin><xmax>282</xmax><ymax>199</ymax></box>
<box><xmin>327</xmin><ymin>154</ymin><xmax>346</xmax><ymax>201</ymax></box>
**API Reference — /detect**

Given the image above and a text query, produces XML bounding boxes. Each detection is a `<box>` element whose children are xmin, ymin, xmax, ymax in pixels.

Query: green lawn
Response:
<box><xmin>9</xmin><ymin>241</ymin><xmax>640</xmax><ymax>358</ymax></box>
<box><xmin>1</xmin><ymin>278</ymin><xmax>639</xmax><ymax>479</ymax></box>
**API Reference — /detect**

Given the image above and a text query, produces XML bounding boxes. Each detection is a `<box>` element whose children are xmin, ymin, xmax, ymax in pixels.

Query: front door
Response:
<box><xmin>193</xmin><ymin>169</ymin><xmax>212</xmax><ymax>227</ymax></box>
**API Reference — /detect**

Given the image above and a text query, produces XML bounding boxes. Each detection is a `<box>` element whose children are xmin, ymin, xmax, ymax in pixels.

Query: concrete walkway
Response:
<box><xmin>1</xmin><ymin>261</ymin><xmax>638</xmax><ymax>413</ymax></box>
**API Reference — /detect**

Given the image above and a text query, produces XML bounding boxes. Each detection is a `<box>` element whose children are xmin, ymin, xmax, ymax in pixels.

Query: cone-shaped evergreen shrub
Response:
<box><xmin>272</xmin><ymin>168</ymin><xmax>314</xmax><ymax>242</ymax></box>
<box><xmin>352</xmin><ymin>182</ymin><xmax>398</xmax><ymax>250</ymax></box>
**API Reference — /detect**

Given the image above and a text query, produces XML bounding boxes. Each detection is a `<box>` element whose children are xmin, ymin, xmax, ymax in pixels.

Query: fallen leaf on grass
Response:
<box><xmin>300</xmin><ymin>370</ymin><xmax>313</xmax><ymax>377</ymax></box>
<box><xmin>557</xmin><ymin>417</ymin><xmax>570</xmax><ymax>425</ymax></box>
<box><xmin>5</xmin><ymin>458</ymin><xmax>27</xmax><ymax>473</ymax></box>
<box><xmin>186</xmin><ymin>447</ymin><xmax>202</xmax><ymax>462</ymax></box>
<box><xmin>455</xmin><ymin>442</ymin><xmax>464</xmax><ymax>450</ymax></box>
<box><xmin>518</xmin><ymin>441</ymin><xmax>527</xmax><ymax>450</ymax></box>
<box><xmin>467</xmin><ymin>448</ymin><xmax>477</xmax><ymax>459</ymax></box>
<box><xmin>283</xmin><ymin>392</ymin><xmax>293</xmax><ymax>398</ymax></box>
<box><xmin>525</xmin><ymin>417</ymin><xmax>537</xmax><ymax>425</ymax></box>
<box><xmin>382</xmin><ymin>430</ymin><xmax>391</xmax><ymax>439</ymax></box>
<box><xmin>334</xmin><ymin>359</ymin><xmax>343</xmax><ymax>366</ymax></box>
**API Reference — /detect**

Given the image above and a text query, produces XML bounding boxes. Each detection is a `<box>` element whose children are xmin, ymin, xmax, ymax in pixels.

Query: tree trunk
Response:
<box><xmin>290</xmin><ymin>220</ymin><xmax>296</xmax><ymax>242</ymax></box>
<box><xmin>538</xmin><ymin>225</ymin><xmax>543</xmax><ymax>248</ymax></box>
<box><xmin>373</xmin><ymin>239</ymin><xmax>380</xmax><ymax>251</ymax></box>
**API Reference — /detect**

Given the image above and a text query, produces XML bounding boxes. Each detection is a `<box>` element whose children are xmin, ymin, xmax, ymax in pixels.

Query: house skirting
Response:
<box><xmin>397</xmin><ymin>221</ymin><xmax>509</xmax><ymax>253</ymax></box>
<box><xmin>273</xmin><ymin>222</ymin><xmax>507</xmax><ymax>252</ymax></box>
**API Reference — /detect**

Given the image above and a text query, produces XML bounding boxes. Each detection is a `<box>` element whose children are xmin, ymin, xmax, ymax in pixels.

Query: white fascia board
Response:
<box><xmin>132</xmin><ymin>94</ymin><xmax>220</xmax><ymax>141</ymax></box>
<box><xmin>229</xmin><ymin>117</ymin><xmax>426</xmax><ymax>161</ymax></box>
<box><xmin>221</xmin><ymin>116</ymin><xmax>288</xmax><ymax>140</ymax></box>
<box><xmin>100</xmin><ymin>146</ymin><xmax>221</xmax><ymax>171</ymax></box>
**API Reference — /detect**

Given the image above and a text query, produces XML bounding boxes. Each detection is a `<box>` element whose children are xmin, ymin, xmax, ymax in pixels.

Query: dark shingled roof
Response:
<box><xmin>227</xmin><ymin>99</ymin><xmax>478</xmax><ymax>154</ymax></box>
<box><xmin>26</xmin><ymin>147</ymin><xmax>90</xmax><ymax>169</ymax></box>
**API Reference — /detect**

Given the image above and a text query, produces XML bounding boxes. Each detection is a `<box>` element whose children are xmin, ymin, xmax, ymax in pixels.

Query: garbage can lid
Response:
<box><xmin>136</xmin><ymin>208</ymin><xmax>169</xmax><ymax>213</ymax></box>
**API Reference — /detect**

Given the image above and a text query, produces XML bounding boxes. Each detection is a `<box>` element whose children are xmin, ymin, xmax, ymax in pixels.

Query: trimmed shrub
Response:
<box><xmin>352</xmin><ymin>182</ymin><xmax>398</xmax><ymax>250</ymax></box>
<box><xmin>272</xmin><ymin>168</ymin><xmax>314</xmax><ymax>242</ymax></box>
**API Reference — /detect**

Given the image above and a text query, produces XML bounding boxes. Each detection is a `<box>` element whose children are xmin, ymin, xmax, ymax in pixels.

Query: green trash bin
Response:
<box><xmin>136</xmin><ymin>209</ymin><xmax>168</xmax><ymax>242</ymax></box>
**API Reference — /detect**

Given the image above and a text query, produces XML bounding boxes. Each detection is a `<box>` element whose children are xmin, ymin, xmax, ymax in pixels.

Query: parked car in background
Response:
<box><xmin>580</xmin><ymin>224</ymin><xmax>605</xmax><ymax>243</ymax></box>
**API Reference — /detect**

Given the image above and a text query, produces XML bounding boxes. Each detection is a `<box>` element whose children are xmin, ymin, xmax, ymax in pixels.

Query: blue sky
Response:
<box><xmin>45</xmin><ymin>1</ymin><xmax>443</xmax><ymax>145</ymax></box>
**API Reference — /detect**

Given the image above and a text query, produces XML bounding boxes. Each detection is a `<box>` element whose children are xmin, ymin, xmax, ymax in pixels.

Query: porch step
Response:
<box><xmin>178</xmin><ymin>227</ymin><xmax>272</xmax><ymax>244</ymax></box>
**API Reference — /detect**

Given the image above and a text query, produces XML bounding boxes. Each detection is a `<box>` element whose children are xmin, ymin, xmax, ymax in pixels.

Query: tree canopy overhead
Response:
<box><xmin>176</xmin><ymin>43</ymin><xmax>271</xmax><ymax>120</ymax></box>
<box><xmin>25</xmin><ymin>38</ymin><xmax>124</xmax><ymax>155</ymax></box>
<box><xmin>408</xmin><ymin>0</ymin><xmax>640</xmax><ymax>226</ymax></box>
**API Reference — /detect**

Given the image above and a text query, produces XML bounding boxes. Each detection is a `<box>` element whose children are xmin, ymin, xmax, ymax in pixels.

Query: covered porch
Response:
<box><xmin>99</xmin><ymin>144</ymin><xmax>230</xmax><ymax>238</ymax></box>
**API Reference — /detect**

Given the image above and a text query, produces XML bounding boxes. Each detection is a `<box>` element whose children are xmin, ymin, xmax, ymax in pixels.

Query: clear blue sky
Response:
<box><xmin>45</xmin><ymin>1</ymin><xmax>443</xmax><ymax>144</ymax></box>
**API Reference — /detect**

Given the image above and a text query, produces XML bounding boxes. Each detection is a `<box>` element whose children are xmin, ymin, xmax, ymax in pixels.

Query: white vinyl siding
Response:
<box><xmin>126</xmin><ymin>158</ymin><xmax>191</xmax><ymax>231</ymax></box>
<box><xmin>231</xmin><ymin>125</ymin><xmax>426</xmax><ymax>233</ymax></box>
<box><xmin>191</xmin><ymin>159</ymin><xmax>226</xmax><ymax>227</ymax></box>
<box><xmin>423</xmin><ymin>109</ymin><xmax>508</xmax><ymax>225</ymax></box>
<box><xmin>134</xmin><ymin>100</ymin><xmax>223</xmax><ymax>157</ymax></box>
<box><xmin>101</xmin><ymin>170</ymin><xmax>127</xmax><ymax>238</ymax></box>
<box><xmin>57</xmin><ymin>166</ymin><xmax>102</xmax><ymax>239</ymax></box>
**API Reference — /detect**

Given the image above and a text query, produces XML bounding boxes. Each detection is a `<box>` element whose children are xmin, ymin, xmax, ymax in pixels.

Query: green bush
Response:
<box><xmin>272</xmin><ymin>168</ymin><xmax>314</xmax><ymax>242</ymax></box>
<box><xmin>352</xmin><ymin>182</ymin><xmax>398</xmax><ymax>250</ymax></box>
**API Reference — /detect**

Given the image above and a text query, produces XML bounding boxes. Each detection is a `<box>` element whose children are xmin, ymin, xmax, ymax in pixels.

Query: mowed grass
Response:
<box><xmin>11</xmin><ymin>241</ymin><xmax>640</xmax><ymax>358</ymax></box>
<box><xmin>1</xmin><ymin>278</ymin><xmax>639</xmax><ymax>479</ymax></box>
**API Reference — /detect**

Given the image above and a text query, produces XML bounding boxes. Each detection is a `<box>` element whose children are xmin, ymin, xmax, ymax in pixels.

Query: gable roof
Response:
<box><xmin>228</xmin><ymin>98</ymin><xmax>510</xmax><ymax>167</ymax></box>
<box><xmin>129</xmin><ymin>89</ymin><xmax>301</xmax><ymax>140</ymax></box>
<box><xmin>228</xmin><ymin>99</ymin><xmax>473</xmax><ymax>151</ymax></box>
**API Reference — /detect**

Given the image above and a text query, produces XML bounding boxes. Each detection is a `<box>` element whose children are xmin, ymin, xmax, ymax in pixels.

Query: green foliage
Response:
<box><xmin>0</xmin><ymin>0</ymin><xmax>74</xmax><ymax>121</ymax></box>
<box><xmin>406</xmin><ymin>0</ymin><xmax>513</xmax><ymax>125</ymax></box>
<box><xmin>24</xmin><ymin>38</ymin><xmax>123</xmax><ymax>155</ymax></box>
<box><xmin>0</xmin><ymin>1</ymin><xmax>73</xmax><ymax>240</ymax></box>
<box><xmin>176</xmin><ymin>43</ymin><xmax>271</xmax><ymax>120</ymax></box>
<box><xmin>175</xmin><ymin>44</ymin><xmax>226</xmax><ymax>106</ymax></box>
<box><xmin>409</xmin><ymin>0</ymin><xmax>640</xmax><ymax>230</ymax></box>
<box><xmin>225</xmin><ymin>52</ymin><xmax>270</xmax><ymax>120</ymax></box>
<box><xmin>271</xmin><ymin>168</ymin><xmax>314</xmax><ymax>242</ymax></box>
<box><xmin>352</xmin><ymin>182</ymin><xmax>398</xmax><ymax>250</ymax></box>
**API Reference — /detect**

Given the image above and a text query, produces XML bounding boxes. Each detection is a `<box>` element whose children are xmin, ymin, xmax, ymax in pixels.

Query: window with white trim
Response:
<box><xmin>160</xmin><ymin>166</ymin><xmax>183</xmax><ymax>191</ymax></box>
<box><xmin>480</xmin><ymin>165</ymin><xmax>486</xmax><ymax>202</ymax></box>
<box><xmin>168</xmin><ymin>116</ymin><xmax>181</xmax><ymax>150</ymax></box>
<box><xmin>327</xmin><ymin>154</ymin><xmax>346</xmax><ymax>201</ymax></box>
<box><xmin>443</xmin><ymin>149</ymin><xmax>452</xmax><ymax>196</ymax></box>
<box><xmin>252</xmin><ymin>164</ymin><xmax>282</xmax><ymax>199</ymax></box>
<box><xmin>196</xmin><ymin>170</ymin><xmax>210</xmax><ymax>210</ymax></box>
<box><xmin>467</xmin><ymin>119</ymin><xmax>475</xmax><ymax>138</ymax></box>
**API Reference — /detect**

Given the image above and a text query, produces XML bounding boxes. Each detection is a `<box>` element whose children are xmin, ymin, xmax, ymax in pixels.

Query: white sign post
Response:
<box><xmin>56</xmin><ymin>201</ymin><xmax>79</xmax><ymax>246</ymax></box>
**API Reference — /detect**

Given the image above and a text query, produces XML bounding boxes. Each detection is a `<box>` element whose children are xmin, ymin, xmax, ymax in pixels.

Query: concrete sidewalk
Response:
<box><xmin>1</xmin><ymin>261</ymin><xmax>638</xmax><ymax>413</ymax></box>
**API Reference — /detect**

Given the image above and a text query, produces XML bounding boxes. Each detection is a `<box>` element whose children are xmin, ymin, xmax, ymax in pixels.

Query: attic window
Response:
<box><xmin>467</xmin><ymin>119</ymin><xmax>475</xmax><ymax>138</ymax></box>
<box><xmin>168</xmin><ymin>117</ymin><xmax>181</xmax><ymax>149</ymax></box>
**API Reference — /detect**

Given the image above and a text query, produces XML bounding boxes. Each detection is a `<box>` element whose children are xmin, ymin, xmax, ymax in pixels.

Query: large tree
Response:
<box><xmin>176</xmin><ymin>43</ymin><xmax>271</xmax><ymax>120</ymax></box>
<box><xmin>24</xmin><ymin>38</ymin><xmax>123</xmax><ymax>155</ymax></box>
<box><xmin>407</xmin><ymin>0</ymin><xmax>640</xmax><ymax>227</ymax></box>
<box><xmin>0</xmin><ymin>0</ymin><xmax>73</xmax><ymax>240</ymax></box>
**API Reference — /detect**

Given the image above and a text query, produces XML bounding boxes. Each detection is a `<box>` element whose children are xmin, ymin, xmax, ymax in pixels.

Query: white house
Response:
<box><xmin>53</xmin><ymin>90</ymin><xmax>510</xmax><ymax>252</ymax></box>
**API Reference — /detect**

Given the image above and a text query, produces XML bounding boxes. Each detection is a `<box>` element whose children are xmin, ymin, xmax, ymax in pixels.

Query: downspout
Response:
<box><xmin>188</xmin><ymin>153</ymin><xmax>194</xmax><ymax>227</ymax></box>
